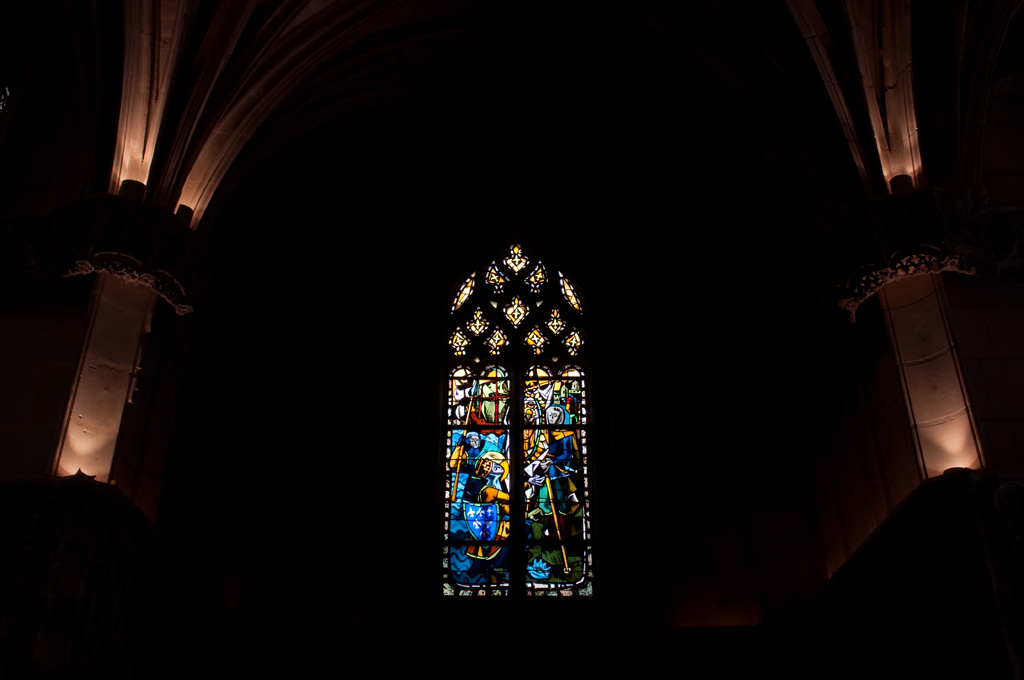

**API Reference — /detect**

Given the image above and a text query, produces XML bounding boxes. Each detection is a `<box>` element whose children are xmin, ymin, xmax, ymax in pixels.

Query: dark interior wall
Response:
<box><xmin>0</xmin><ymin>278</ymin><xmax>92</xmax><ymax>479</ymax></box>
<box><xmin>982</xmin><ymin>15</ymin><xmax>1024</xmax><ymax>208</ymax></box>
<box><xmin>152</xmin><ymin>79</ymin><xmax>829</xmax><ymax>628</ymax></box>
<box><xmin>0</xmin><ymin>2</ymin><xmax>120</xmax><ymax>216</ymax></box>
<box><xmin>797</xmin><ymin>297</ymin><xmax>918</xmax><ymax>583</ymax></box>
<box><xmin>944</xmin><ymin>272</ymin><xmax>1024</xmax><ymax>471</ymax></box>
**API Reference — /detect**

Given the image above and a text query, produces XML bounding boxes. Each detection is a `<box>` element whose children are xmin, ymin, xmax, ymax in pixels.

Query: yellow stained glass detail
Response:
<box><xmin>526</xmin><ymin>263</ymin><xmax>547</xmax><ymax>292</ymax></box>
<box><xmin>504</xmin><ymin>244</ymin><xmax>528</xmax><ymax>274</ymax></box>
<box><xmin>559</xmin><ymin>272</ymin><xmax>581</xmax><ymax>311</ymax></box>
<box><xmin>503</xmin><ymin>296</ymin><xmax>529</xmax><ymax>326</ymax></box>
<box><xmin>525</xmin><ymin>326</ymin><xmax>547</xmax><ymax>354</ymax></box>
<box><xmin>547</xmin><ymin>309</ymin><xmax>566</xmax><ymax>335</ymax></box>
<box><xmin>486</xmin><ymin>263</ymin><xmax>507</xmax><ymax>292</ymax></box>
<box><xmin>467</xmin><ymin>308</ymin><xmax>488</xmax><ymax>336</ymax></box>
<box><xmin>564</xmin><ymin>329</ymin><xmax>583</xmax><ymax>355</ymax></box>
<box><xmin>485</xmin><ymin>328</ymin><xmax>507</xmax><ymax>355</ymax></box>
<box><xmin>450</xmin><ymin>329</ymin><xmax>470</xmax><ymax>356</ymax></box>
<box><xmin>452</xmin><ymin>273</ymin><xmax>475</xmax><ymax>312</ymax></box>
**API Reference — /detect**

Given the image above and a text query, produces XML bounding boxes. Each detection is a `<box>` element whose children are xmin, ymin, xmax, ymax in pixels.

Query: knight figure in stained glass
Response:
<box><xmin>522</xmin><ymin>366</ymin><xmax>588</xmax><ymax>589</ymax></box>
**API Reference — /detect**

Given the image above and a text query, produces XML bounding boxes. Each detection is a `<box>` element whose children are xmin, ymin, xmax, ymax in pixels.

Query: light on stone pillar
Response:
<box><xmin>878</xmin><ymin>273</ymin><xmax>982</xmax><ymax>477</ymax></box>
<box><xmin>54</xmin><ymin>274</ymin><xmax>157</xmax><ymax>482</ymax></box>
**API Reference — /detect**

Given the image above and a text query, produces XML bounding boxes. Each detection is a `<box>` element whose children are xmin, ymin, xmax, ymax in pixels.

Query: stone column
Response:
<box><xmin>54</xmin><ymin>273</ymin><xmax>157</xmax><ymax>482</ymax></box>
<box><xmin>878</xmin><ymin>273</ymin><xmax>982</xmax><ymax>478</ymax></box>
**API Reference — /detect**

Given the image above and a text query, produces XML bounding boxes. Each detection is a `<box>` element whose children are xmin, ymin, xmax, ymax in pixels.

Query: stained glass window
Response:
<box><xmin>443</xmin><ymin>244</ymin><xmax>593</xmax><ymax>597</ymax></box>
<box><xmin>559</xmin><ymin>271</ymin><xmax>582</xmax><ymax>311</ymax></box>
<box><xmin>525</xmin><ymin>326</ymin><xmax>547</xmax><ymax>354</ymax></box>
<box><xmin>547</xmin><ymin>309</ymin><xmax>566</xmax><ymax>335</ymax></box>
<box><xmin>525</xmin><ymin>263</ymin><xmax>547</xmax><ymax>292</ymax></box>
<box><xmin>486</xmin><ymin>263</ymin><xmax>507</xmax><ymax>292</ymax></box>
<box><xmin>452</xmin><ymin>274</ymin><xmax>475</xmax><ymax>312</ymax></box>
<box><xmin>467</xmin><ymin>309</ymin><xmax>489</xmax><ymax>336</ymax></box>
<box><xmin>503</xmin><ymin>296</ymin><xmax>529</xmax><ymax>327</ymax></box>
<box><xmin>503</xmin><ymin>245</ymin><xmax>529</xmax><ymax>273</ymax></box>
<box><xmin>450</xmin><ymin>329</ymin><xmax>470</xmax><ymax>356</ymax></box>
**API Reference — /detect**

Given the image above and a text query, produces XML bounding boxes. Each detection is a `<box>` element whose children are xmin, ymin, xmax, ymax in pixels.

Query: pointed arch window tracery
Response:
<box><xmin>442</xmin><ymin>244</ymin><xmax>593</xmax><ymax>597</ymax></box>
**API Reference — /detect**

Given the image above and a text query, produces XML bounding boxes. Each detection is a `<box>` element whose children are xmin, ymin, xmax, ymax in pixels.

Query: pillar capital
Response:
<box><xmin>0</xmin><ymin>193</ymin><xmax>203</xmax><ymax>314</ymax></box>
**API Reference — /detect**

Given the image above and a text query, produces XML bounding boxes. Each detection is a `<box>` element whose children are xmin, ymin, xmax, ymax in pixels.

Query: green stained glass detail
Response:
<box><xmin>526</xmin><ymin>263</ymin><xmax>547</xmax><ymax>292</ymax></box>
<box><xmin>525</xmin><ymin>326</ymin><xmax>547</xmax><ymax>354</ymax></box>
<box><xmin>504</xmin><ymin>244</ymin><xmax>528</xmax><ymax>274</ymax></box>
<box><xmin>450</xmin><ymin>329</ymin><xmax>470</xmax><ymax>356</ymax></box>
<box><xmin>486</xmin><ymin>263</ymin><xmax>507</xmax><ymax>292</ymax></box>
<box><xmin>503</xmin><ymin>296</ymin><xmax>529</xmax><ymax>327</ymax></box>
<box><xmin>561</xmin><ymin>367</ymin><xmax>586</xmax><ymax>425</ymax></box>
<box><xmin>559</xmin><ymin>272</ymin><xmax>581</xmax><ymax>311</ymax></box>
<box><xmin>546</xmin><ymin>309</ymin><xmax>566</xmax><ymax>335</ymax></box>
<box><xmin>564</xmin><ymin>329</ymin><xmax>583</xmax><ymax>355</ymax></box>
<box><xmin>486</xmin><ymin>328</ymin><xmax>507</xmax><ymax>355</ymax></box>
<box><xmin>452</xmin><ymin>273</ymin><xmax>475</xmax><ymax>312</ymax></box>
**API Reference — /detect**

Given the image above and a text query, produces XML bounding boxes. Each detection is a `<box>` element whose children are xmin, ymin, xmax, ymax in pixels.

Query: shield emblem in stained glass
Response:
<box><xmin>465</xmin><ymin>502</ymin><xmax>500</xmax><ymax>541</ymax></box>
<box><xmin>503</xmin><ymin>296</ymin><xmax>529</xmax><ymax>326</ymax></box>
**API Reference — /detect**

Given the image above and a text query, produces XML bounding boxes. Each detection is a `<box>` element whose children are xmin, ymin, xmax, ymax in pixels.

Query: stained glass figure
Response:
<box><xmin>450</xmin><ymin>329</ymin><xmax>470</xmax><ymax>356</ymax></box>
<box><xmin>522</xmin><ymin>365</ymin><xmax>591</xmax><ymax>593</ymax></box>
<box><xmin>547</xmin><ymin>309</ymin><xmax>566</xmax><ymax>335</ymax></box>
<box><xmin>526</xmin><ymin>263</ymin><xmax>547</xmax><ymax>292</ymax></box>
<box><xmin>446</xmin><ymin>366</ymin><xmax>512</xmax><ymax>590</ymax></box>
<box><xmin>486</xmin><ymin>263</ymin><xmax>507</xmax><ymax>292</ymax></box>
<box><xmin>504</xmin><ymin>244</ymin><xmax>528</xmax><ymax>273</ymax></box>
<box><xmin>503</xmin><ymin>296</ymin><xmax>529</xmax><ymax>327</ymax></box>
<box><xmin>564</xmin><ymin>329</ymin><xmax>583</xmax><ymax>356</ymax></box>
<box><xmin>466</xmin><ymin>308</ymin><xmax>489</xmax><ymax>336</ymax></box>
<box><xmin>485</xmin><ymin>328</ymin><xmax>507</xmax><ymax>355</ymax></box>
<box><xmin>525</xmin><ymin>326</ymin><xmax>547</xmax><ymax>354</ymax></box>
<box><xmin>452</xmin><ymin>273</ymin><xmax>475</xmax><ymax>312</ymax></box>
<box><xmin>559</xmin><ymin>272</ymin><xmax>582</xmax><ymax>311</ymax></box>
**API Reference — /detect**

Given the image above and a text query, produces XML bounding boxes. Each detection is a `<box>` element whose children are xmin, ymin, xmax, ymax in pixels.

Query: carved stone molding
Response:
<box><xmin>0</xmin><ymin>194</ymin><xmax>203</xmax><ymax>314</ymax></box>
<box><xmin>837</xmin><ymin>188</ymin><xmax>1024</xmax><ymax>318</ymax></box>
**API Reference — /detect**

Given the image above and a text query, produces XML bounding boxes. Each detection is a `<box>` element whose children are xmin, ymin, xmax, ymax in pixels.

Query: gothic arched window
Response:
<box><xmin>442</xmin><ymin>244</ymin><xmax>593</xmax><ymax>597</ymax></box>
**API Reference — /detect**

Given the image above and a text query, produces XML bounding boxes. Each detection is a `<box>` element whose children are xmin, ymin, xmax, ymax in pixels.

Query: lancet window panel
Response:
<box><xmin>444</xmin><ymin>365</ymin><xmax>513</xmax><ymax>592</ymax></box>
<box><xmin>521</xmin><ymin>365</ymin><xmax>591</xmax><ymax>592</ymax></box>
